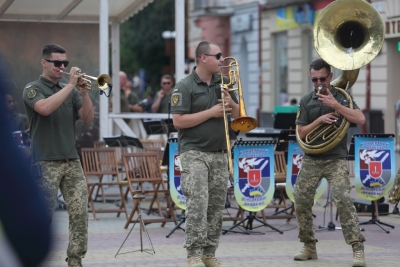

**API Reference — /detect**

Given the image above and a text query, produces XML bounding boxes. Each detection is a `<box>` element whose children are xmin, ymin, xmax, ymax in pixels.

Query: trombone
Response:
<box><xmin>220</xmin><ymin>57</ymin><xmax>258</xmax><ymax>182</ymax></box>
<box><xmin>61</xmin><ymin>70</ymin><xmax>111</xmax><ymax>90</ymax></box>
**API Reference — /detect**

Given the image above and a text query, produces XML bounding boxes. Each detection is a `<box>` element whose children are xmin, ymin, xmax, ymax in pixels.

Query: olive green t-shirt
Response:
<box><xmin>295</xmin><ymin>86</ymin><xmax>360</xmax><ymax>160</ymax></box>
<box><xmin>171</xmin><ymin>68</ymin><xmax>238</xmax><ymax>154</ymax></box>
<box><xmin>153</xmin><ymin>91</ymin><xmax>172</xmax><ymax>113</ymax></box>
<box><xmin>22</xmin><ymin>76</ymin><xmax>83</xmax><ymax>161</ymax></box>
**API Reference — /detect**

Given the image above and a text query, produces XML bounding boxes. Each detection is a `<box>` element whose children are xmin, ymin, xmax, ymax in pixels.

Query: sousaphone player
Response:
<box><xmin>293</xmin><ymin>0</ymin><xmax>384</xmax><ymax>266</ymax></box>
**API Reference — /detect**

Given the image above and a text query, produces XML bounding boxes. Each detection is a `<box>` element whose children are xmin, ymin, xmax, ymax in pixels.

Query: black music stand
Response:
<box><xmin>142</xmin><ymin>119</ymin><xmax>177</xmax><ymax>137</ymax></box>
<box><xmin>352</xmin><ymin>134</ymin><xmax>395</xmax><ymax>233</ymax></box>
<box><xmin>273</xmin><ymin>113</ymin><xmax>297</xmax><ymax>130</ymax></box>
<box><xmin>103</xmin><ymin>135</ymin><xmax>143</xmax><ymax>149</ymax></box>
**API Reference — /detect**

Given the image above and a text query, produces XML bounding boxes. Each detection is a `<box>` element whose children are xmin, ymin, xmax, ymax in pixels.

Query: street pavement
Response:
<box><xmin>39</xmin><ymin>184</ymin><xmax>400</xmax><ymax>267</ymax></box>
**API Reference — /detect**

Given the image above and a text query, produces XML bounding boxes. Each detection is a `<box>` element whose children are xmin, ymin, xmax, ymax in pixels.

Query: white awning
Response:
<box><xmin>0</xmin><ymin>0</ymin><xmax>154</xmax><ymax>23</ymax></box>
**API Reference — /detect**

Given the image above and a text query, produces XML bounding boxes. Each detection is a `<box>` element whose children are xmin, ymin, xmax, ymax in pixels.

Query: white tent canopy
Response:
<box><xmin>0</xmin><ymin>0</ymin><xmax>152</xmax><ymax>23</ymax></box>
<box><xmin>1</xmin><ymin>0</ymin><xmax>186</xmax><ymax>139</ymax></box>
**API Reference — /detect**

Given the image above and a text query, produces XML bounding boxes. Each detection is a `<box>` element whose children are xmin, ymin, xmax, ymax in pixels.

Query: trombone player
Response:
<box><xmin>294</xmin><ymin>59</ymin><xmax>366</xmax><ymax>267</ymax></box>
<box><xmin>171</xmin><ymin>41</ymin><xmax>239</xmax><ymax>267</ymax></box>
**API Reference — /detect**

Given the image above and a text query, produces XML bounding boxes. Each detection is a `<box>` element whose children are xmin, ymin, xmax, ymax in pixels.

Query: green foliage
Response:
<box><xmin>120</xmin><ymin>0</ymin><xmax>175</xmax><ymax>88</ymax></box>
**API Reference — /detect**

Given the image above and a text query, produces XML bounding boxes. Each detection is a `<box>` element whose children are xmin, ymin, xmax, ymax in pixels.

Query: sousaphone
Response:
<box><xmin>296</xmin><ymin>0</ymin><xmax>384</xmax><ymax>154</ymax></box>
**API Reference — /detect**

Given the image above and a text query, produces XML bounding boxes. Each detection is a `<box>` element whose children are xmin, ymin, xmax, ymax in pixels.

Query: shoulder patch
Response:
<box><xmin>27</xmin><ymin>89</ymin><xmax>37</xmax><ymax>99</ymax></box>
<box><xmin>171</xmin><ymin>93</ymin><xmax>182</xmax><ymax>106</ymax></box>
<box><xmin>296</xmin><ymin>108</ymin><xmax>301</xmax><ymax>119</ymax></box>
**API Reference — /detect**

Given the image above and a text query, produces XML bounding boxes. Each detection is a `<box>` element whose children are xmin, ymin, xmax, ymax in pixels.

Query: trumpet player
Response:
<box><xmin>171</xmin><ymin>41</ymin><xmax>239</xmax><ymax>267</ymax></box>
<box><xmin>23</xmin><ymin>44</ymin><xmax>93</xmax><ymax>267</ymax></box>
<box><xmin>294</xmin><ymin>59</ymin><xmax>366</xmax><ymax>267</ymax></box>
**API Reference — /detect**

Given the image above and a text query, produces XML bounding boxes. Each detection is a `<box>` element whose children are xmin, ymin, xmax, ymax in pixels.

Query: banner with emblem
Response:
<box><xmin>233</xmin><ymin>141</ymin><xmax>275</xmax><ymax>212</ymax></box>
<box><xmin>286</xmin><ymin>142</ymin><xmax>328</xmax><ymax>203</ymax></box>
<box><xmin>354</xmin><ymin>136</ymin><xmax>396</xmax><ymax>201</ymax></box>
<box><xmin>168</xmin><ymin>140</ymin><xmax>186</xmax><ymax>210</ymax></box>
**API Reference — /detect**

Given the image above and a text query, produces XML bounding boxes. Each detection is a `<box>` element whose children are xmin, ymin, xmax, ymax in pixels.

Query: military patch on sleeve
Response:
<box><xmin>296</xmin><ymin>108</ymin><xmax>301</xmax><ymax>119</ymax></box>
<box><xmin>27</xmin><ymin>88</ymin><xmax>37</xmax><ymax>99</ymax></box>
<box><xmin>171</xmin><ymin>93</ymin><xmax>182</xmax><ymax>106</ymax></box>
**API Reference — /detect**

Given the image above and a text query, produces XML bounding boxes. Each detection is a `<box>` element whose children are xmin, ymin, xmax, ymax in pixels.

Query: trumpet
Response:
<box><xmin>61</xmin><ymin>70</ymin><xmax>111</xmax><ymax>90</ymax></box>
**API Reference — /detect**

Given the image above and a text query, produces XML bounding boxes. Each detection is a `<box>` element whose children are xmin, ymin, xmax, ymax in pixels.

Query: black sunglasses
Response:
<box><xmin>311</xmin><ymin>76</ymin><xmax>328</xmax><ymax>83</ymax></box>
<box><xmin>44</xmin><ymin>59</ymin><xmax>69</xmax><ymax>68</ymax></box>
<box><xmin>204</xmin><ymin>52</ymin><xmax>223</xmax><ymax>60</ymax></box>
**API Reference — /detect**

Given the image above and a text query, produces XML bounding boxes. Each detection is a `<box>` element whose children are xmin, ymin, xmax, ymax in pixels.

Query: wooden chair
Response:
<box><xmin>81</xmin><ymin>148</ymin><xmax>128</xmax><ymax>220</ymax></box>
<box><xmin>140</xmin><ymin>139</ymin><xmax>165</xmax><ymax>149</ymax></box>
<box><xmin>122</xmin><ymin>152</ymin><xmax>177</xmax><ymax>229</ymax></box>
<box><xmin>93</xmin><ymin>141</ymin><xmax>107</xmax><ymax>148</ymax></box>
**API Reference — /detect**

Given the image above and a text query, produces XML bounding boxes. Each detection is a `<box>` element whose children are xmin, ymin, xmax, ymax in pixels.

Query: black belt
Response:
<box><xmin>209</xmin><ymin>149</ymin><xmax>227</xmax><ymax>153</ymax></box>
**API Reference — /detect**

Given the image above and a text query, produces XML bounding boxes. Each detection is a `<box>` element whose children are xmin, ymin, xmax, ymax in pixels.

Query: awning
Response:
<box><xmin>0</xmin><ymin>0</ymin><xmax>154</xmax><ymax>23</ymax></box>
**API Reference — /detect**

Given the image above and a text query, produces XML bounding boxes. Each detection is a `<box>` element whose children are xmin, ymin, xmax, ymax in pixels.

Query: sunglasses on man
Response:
<box><xmin>44</xmin><ymin>59</ymin><xmax>69</xmax><ymax>68</ymax></box>
<box><xmin>204</xmin><ymin>52</ymin><xmax>223</xmax><ymax>60</ymax></box>
<box><xmin>311</xmin><ymin>76</ymin><xmax>327</xmax><ymax>83</ymax></box>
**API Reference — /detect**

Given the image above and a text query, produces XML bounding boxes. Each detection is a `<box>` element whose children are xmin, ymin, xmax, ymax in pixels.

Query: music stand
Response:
<box><xmin>142</xmin><ymin>119</ymin><xmax>168</xmax><ymax>136</ymax></box>
<box><xmin>273</xmin><ymin>113</ymin><xmax>297</xmax><ymax>130</ymax></box>
<box><xmin>103</xmin><ymin>135</ymin><xmax>143</xmax><ymax>149</ymax></box>
<box><xmin>351</xmin><ymin>134</ymin><xmax>395</xmax><ymax>233</ymax></box>
<box><xmin>115</xmin><ymin>193</ymin><xmax>155</xmax><ymax>257</ymax></box>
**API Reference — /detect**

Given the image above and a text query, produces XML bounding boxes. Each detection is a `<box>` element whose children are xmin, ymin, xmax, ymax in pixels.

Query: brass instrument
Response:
<box><xmin>61</xmin><ymin>70</ymin><xmax>111</xmax><ymax>90</ymax></box>
<box><xmin>296</xmin><ymin>0</ymin><xmax>384</xmax><ymax>154</ymax></box>
<box><xmin>388</xmin><ymin>170</ymin><xmax>400</xmax><ymax>205</ymax></box>
<box><xmin>220</xmin><ymin>57</ymin><xmax>258</xmax><ymax>180</ymax></box>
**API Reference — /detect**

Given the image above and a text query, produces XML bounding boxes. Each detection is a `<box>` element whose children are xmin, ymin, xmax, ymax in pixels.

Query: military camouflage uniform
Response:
<box><xmin>23</xmin><ymin>76</ymin><xmax>89</xmax><ymax>267</ymax></box>
<box><xmin>171</xmin><ymin>67</ymin><xmax>238</xmax><ymax>257</ymax></box>
<box><xmin>294</xmin><ymin>87</ymin><xmax>365</xmax><ymax>250</ymax></box>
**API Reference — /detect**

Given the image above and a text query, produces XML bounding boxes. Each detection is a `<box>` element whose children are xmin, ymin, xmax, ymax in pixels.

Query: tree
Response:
<box><xmin>120</xmin><ymin>0</ymin><xmax>175</xmax><ymax>91</ymax></box>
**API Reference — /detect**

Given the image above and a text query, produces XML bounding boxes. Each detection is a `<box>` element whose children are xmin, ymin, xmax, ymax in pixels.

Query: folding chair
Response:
<box><xmin>81</xmin><ymin>148</ymin><xmax>128</xmax><ymax>220</ymax></box>
<box><xmin>140</xmin><ymin>139</ymin><xmax>165</xmax><ymax>149</ymax></box>
<box><xmin>122</xmin><ymin>152</ymin><xmax>177</xmax><ymax>229</ymax></box>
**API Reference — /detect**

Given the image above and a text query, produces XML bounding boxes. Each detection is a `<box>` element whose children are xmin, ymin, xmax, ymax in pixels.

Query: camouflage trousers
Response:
<box><xmin>294</xmin><ymin>158</ymin><xmax>365</xmax><ymax>250</ymax></box>
<box><xmin>38</xmin><ymin>159</ymin><xmax>88</xmax><ymax>267</ymax></box>
<box><xmin>180</xmin><ymin>150</ymin><xmax>228</xmax><ymax>257</ymax></box>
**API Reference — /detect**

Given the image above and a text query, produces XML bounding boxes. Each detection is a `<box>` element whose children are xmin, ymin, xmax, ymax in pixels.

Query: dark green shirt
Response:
<box><xmin>127</xmin><ymin>92</ymin><xmax>140</xmax><ymax>106</ymax></box>
<box><xmin>153</xmin><ymin>91</ymin><xmax>172</xmax><ymax>113</ymax></box>
<box><xmin>23</xmin><ymin>76</ymin><xmax>82</xmax><ymax>161</ymax></box>
<box><xmin>295</xmin><ymin>86</ymin><xmax>360</xmax><ymax>160</ymax></box>
<box><xmin>171</xmin><ymin>68</ymin><xmax>238</xmax><ymax>154</ymax></box>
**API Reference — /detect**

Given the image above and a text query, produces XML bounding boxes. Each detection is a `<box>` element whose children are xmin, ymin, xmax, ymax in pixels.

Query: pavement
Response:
<box><xmin>38</xmin><ymin>182</ymin><xmax>400</xmax><ymax>267</ymax></box>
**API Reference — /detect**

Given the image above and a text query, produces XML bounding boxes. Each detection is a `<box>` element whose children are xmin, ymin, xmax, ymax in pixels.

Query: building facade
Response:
<box><xmin>188</xmin><ymin>0</ymin><xmax>400</xmax><ymax>132</ymax></box>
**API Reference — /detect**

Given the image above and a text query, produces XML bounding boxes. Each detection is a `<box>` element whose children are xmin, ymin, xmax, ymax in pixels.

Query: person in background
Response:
<box><xmin>23</xmin><ymin>44</ymin><xmax>93</xmax><ymax>267</ymax></box>
<box><xmin>171</xmin><ymin>40</ymin><xmax>239</xmax><ymax>267</ymax></box>
<box><xmin>5</xmin><ymin>93</ymin><xmax>25</xmax><ymax>132</ymax></box>
<box><xmin>123</xmin><ymin>80</ymin><xmax>143</xmax><ymax>113</ymax></box>
<box><xmin>290</xmin><ymin>98</ymin><xmax>298</xmax><ymax>106</ymax></box>
<box><xmin>151</xmin><ymin>74</ymin><xmax>174</xmax><ymax>113</ymax></box>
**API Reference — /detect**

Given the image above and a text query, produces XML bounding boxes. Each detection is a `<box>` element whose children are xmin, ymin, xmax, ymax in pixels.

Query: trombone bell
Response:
<box><xmin>231</xmin><ymin>117</ymin><xmax>258</xmax><ymax>132</ymax></box>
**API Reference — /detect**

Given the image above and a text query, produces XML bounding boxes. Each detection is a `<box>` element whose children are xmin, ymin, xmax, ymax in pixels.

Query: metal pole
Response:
<box><xmin>99</xmin><ymin>0</ymin><xmax>110</xmax><ymax>138</ymax></box>
<box><xmin>366</xmin><ymin>0</ymin><xmax>371</xmax><ymax>110</ymax></box>
<box><xmin>175</xmin><ymin>0</ymin><xmax>185</xmax><ymax>82</ymax></box>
